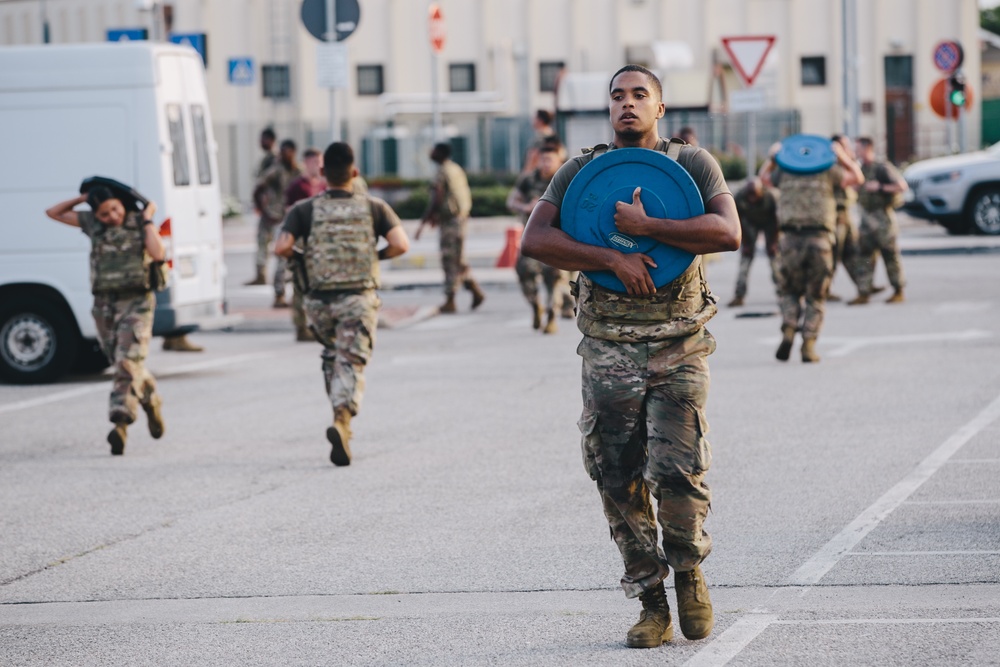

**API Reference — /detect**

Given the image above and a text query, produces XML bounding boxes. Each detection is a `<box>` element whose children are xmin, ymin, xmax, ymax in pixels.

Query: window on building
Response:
<box><xmin>539</xmin><ymin>61</ymin><xmax>564</xmax><ymax>93</ymax></box>
<box><xmin>449</xmin><ymin>63</ymin><xmax>476</xmax><ymax>92</ymax></box>
<box><xmin>190</xmin><ymin>104</ymin><xmax>213</xmax><ymax>185</ymax></box>
<box><xmin>800</xmin><ymin>56</ymin><xmax>826</xmax><ymax>86</ymax></box>
<box><xmin>357</xmin><ymin>64</ymin><xmax>384</xmax><ymax>95</ymax></box>
<box><xmin>165</xmin><ymin>104</ymin><xmax>190</xmax><ymax>186</ymax></box>
<box><xmin>262</xmin><ymin>64</ymin><xmax>291</xmax><ymax>100</ymax></box>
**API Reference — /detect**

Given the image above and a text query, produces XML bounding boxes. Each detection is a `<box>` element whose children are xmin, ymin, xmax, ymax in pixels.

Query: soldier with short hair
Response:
<box><xmin>522</xmin><ymin>64</ymin><xmax>742</xmax><ymax>649</ymax></box>
<box><xmin>418</xmin><ymin>143</ymin><xmax>485</xmax><ymax>313</ymax></box>
<box><xmin>849</xmin><ymin>136</ymin><xmax>908</xmax><ymax>305</ymax></box>
<box><xmin>257</xmin><ymin>139</ymin><xmax>302</xmax><ymax>308</ymax></box>
<box><xmin>508</xmin><ymin>144</ymin><xmax>569</xmax><ymax>333</ymax></box>
<box><xmin>45</xmin><ymin>186</ymin><xmax>167</xmax><ymax>455</ymax></box>
<box><xmin>245</xmin><ymin>127</ymin><xmax>279</xmax><ymax>286</ymax></box>
<box><xmin>767</xmin><ymin>139</ymin><xmax>864</xmax><ymax>362</ymax></box>
<box><xmin>274</xmin><ymin>142</ymin><xmax>409</xmax><ymax>466</ymax></box>
<box><xmin>728</xmin><ymin>177</ymin><xmax>781</xmax><ymax>307</ymax></box>
<box><xmin>283</xmin><ymin>147</ymin><xmax>327</xmax><ymax>342</ymax></box>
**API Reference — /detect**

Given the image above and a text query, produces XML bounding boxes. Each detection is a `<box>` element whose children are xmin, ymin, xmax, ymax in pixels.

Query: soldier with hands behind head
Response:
<box><xmin>274</xmin><ymin>142</ymin><xmax>409</xmax><ymax>467</ymax></box>
<box><xmin>522</xmin><ymin>64</ymin><xmax>741</xmax><ymax>649</ymax></box>
<box><xmin>45</xmin><ymin>186</ymin><xmax>167</xmax><ymax>455</ymax></box>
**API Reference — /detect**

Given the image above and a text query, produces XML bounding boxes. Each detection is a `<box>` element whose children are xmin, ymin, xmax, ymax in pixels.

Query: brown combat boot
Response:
<box><xmin>885</xmin><ymin>289</ymin><xmax>904</xmax><ymax>304</ymax></box>
<box><xmin>439</xmin><ymin>295</ymin><xmax>457</xmax><ymax>314</ymax></box>
<box><xmin>465</xmin><ymin>278</ymin><xmax>486</xmax><ymax>310</ymax></box>
<box><xmin>162</xmin><ymin>335</ymin><xmax>203</xmax><ymax>352</ymax></box>
<box><xmin>826</xmin><ymin>292</ymin><xmax>842</xmax><ymax>302</ymax></box>
<box><xmin>244</xmin><ymin>269</ymin><xmax>267</xmax><ymax>286</ymax></box>
<box><xmin>326</xmin><ymin>407</ymin><xmax>353</xmax><ymax>466</ymax></box>
<box><xmin>801</xmin><ymin>337</ymin><xmax>820</xmax><ymax>363</ymax></box>
<box><xmin>107</xmin><ymin>422</ymin><xmax>128</xmax><ymax>456</ymax></box>
<box><xmin>775</xmin><ymin>325</ymin><xmax>796</xmax><ymax>362</ymax></box>
<box><xmin>847</xmin><ymin>293</ymin><xmax>869</xmax><ymax>306</ymax></box>
<box><xmin>543</xmin><ymin>309</ymin><xmax>558</xmax><ymax>334</ymax></box>
<box><xmin>531</xmin><ymin>302</ymin><xmax>543</xmax><ymax>330</ymax></box>
<box><xmin>674</xmin><ymin>566</ymin><xmax>714</xmax><ymax>640</ymax></box>
<box><xmin>142</xmin><ymin>394</ymin><xmax>165</xmax><ymax>439</ymax></box>
<box><xmin>727</xmin><ymin>295</ymin><xmax>744</xmax><ymax>307</ymax></box>
<box><xmin>626</xmin><ymin>582</ymin><xmax>674</xmax><ymax>648</ymax></box>
<box><xmin>273</xmin><ymin>293</ymin><xmax>289</xmax><ymax>308</ymax></box>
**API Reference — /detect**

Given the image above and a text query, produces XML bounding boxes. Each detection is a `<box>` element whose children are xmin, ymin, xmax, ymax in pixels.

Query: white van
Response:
<box><xmin>0</xmin><ymin>42</ymin><xmax>237</xmax><ymax>383</ymax></box>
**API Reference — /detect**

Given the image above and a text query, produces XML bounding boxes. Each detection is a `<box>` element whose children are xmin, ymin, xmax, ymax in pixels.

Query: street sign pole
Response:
<box><xmin>429</xmin><ymin>3</ymin><xmax>443</xmax><ymax>143</ymax></box>
<box><xmin>327</xmin><ymin>0</ymin><xmax>339</xmax><ymax>142</ymax></box>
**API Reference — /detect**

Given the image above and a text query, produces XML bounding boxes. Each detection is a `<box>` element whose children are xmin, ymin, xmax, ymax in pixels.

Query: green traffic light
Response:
<box><xmin>949</xmin><ymin>89</ymin><xmax>966</xmax><ymax>106</ymax></box>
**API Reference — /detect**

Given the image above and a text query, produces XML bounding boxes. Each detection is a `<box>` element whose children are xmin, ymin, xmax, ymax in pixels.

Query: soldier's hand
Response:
<box><xmin>614</xmin><ymin>188</ymin><xmax>648</xmax><ymax>236</ymax></box>
<box><xmin>611</xmin><ymin>252</ymin><xmax>657</xmax><ymax>296</ymax></box>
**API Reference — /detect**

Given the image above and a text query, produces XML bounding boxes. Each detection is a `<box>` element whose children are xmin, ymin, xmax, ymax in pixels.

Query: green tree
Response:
<box><xmin>983</xmin><ymin>7</ymin><xmax>1000</xmax><ymax>35</ymax></box>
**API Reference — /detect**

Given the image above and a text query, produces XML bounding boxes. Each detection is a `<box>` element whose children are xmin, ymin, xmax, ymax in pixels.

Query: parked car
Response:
<box><xmin>902</xmin><ymin>142</ymin><xmax>1000</xmax><ymax>235</ymax></box>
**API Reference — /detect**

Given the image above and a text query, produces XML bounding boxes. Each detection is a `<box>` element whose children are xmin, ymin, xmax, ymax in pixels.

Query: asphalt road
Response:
<box><xmin>1</xmin><ymin>219</ymin><xmax>999</xmax><ymax>666</ymax></box>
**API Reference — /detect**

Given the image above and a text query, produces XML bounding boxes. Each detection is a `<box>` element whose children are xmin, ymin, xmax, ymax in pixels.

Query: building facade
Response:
<box><xmin>0</xmin><ymin>0</ymin><xmax>982</xmax><ymax>202</ymax></box>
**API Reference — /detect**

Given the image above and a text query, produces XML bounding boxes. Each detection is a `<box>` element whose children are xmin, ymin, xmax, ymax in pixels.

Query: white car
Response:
<box><xmin>902</xmin><ymin>142</ymin><xmax>1000</xmax><ymax>235</ymax></box>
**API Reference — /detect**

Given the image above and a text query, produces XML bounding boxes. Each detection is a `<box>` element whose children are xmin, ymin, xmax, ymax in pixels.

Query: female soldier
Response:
<box><xmin>45</xmin><ymin>185</ymin><xmax>166</xmax><ymax>455</ymax></box>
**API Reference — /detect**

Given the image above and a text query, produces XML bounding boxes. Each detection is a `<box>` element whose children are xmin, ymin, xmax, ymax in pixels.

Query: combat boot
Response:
<box><xmin>142</xmin><ymin>393</ymin><xmax>165</xmax><ymax>439</ymax></box>
<box><xmin>885</xmin><ymin>289</ymin><xmax>904</xmax><ymax>304</ymax></box>
<box><xmin>244</xmin><ymin>269</ymin><xmax>267</xmax><ymax>286</ymax></box>
<box><xmin>295</xmin><ymin>325</ymin><xmax>316</xmax><ymax>342</ymax></box>
<box><xmin>826</xmin><ymin>292</ymin><xmax>842</xmax><ymax>302</ymax></box>
<box><xmin>107</xmin><ymin>422</ymin><xmax>128</xmax><ymax>456</ymax></box>
<box><xmin>801</xmin><ymin>337</ymin><xmax>820</xmax><ymax>363</ymax></box>
<box><xmin>464</xmin><ymin>278</ymin><xmax>486</xmax><ymax>310</ymax></box>
<box><xmin>439</xmin><ymin>295</ymin><xmax>457</xmax><ymax>314</ymax></box>
<box><xmin>727</xmin><ymin>295</ymin><xmax>744</xmax><ymax>307</ymax></box>
<box><xmin>273</xmin><ymin>293</ymin><xmax>289</xmax><ymax>308</ymax></box>
<box><xmin>531</xmin><ymin>302</ymin><xmax>543</xmax><ymax>330</ymax></box>
<box><xmin>626</xmin><ymin>582</ymin><xmax>674</xmax><ymax>648</ymax></box>
<box><xmin>162</xmin><ymin>335</ymin><xmax>203</xmax><ymax>352</ymax></box>
<box><xmin>847</xmin><ymin>293</ymin><xmax>869</xmax><ymax>306</ymax></box>
<box><xmin>326</xmin><ymin>407</ymin><xmax>353</xmax><ymax>467</ymax></box>
<box><xmin>674</xmin><ymin>566</ymin><xmax>714</xmax><ymax>640</ymax></box>
<box><xmin>775</xmin><ymin>325</ymin><xmax>796</xmax><ymax>362</ymax></box>
<box><xmin>543</xmin><ymin>309</ymin><xmax>558</xmax><ymax>335</ymax></box>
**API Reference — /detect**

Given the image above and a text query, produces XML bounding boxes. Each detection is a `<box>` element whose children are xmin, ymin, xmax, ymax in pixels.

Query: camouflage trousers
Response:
<box><xmin>304</xmin><ymin>289</ymin><xmax>380</xmax><ymax>416</ymax></box>
<box><xmin>254</xmin><ymin>214</ymin><xmax>280</xmax><ymax>272</ymax></box>
<box><xmin>92</xmin><ymin>291</ymin><xmax>157</xmax><ymax>424</ymax></box>
<box><xmin>734</xmin><ymin>220</ymin><xmax>781</xmax><ymax>300</ymax></box>
<box><xmin>778</xmin><ymin>230</ymin><xmax>834</xmax><ymax>339</ymax></box>
<box><xmin>578</xmin><ymin>330</ymin><xmax>715</xmax><ymax>598</ymax></box>
<box><xmin>855</xmin><ymin>208</ymin><xmax>906</xmax><ymax>294</ymax></box>
<box><xmin>439</xmin><ymin>217</ymin><xmax>471</xmax><ymax>296</ymax></box>
<box><xmin>833</xmin><ymin>209</ymin><xmax>863</xmax><ymax>287</ymax></box>
<box><xmin>515</xmin><ymin>254</ymin><xmax>569</xmax><ymax>311</ymax></box>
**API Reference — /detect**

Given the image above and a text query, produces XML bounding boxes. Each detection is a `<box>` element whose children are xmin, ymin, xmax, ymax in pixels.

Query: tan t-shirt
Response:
<box><xmin>539</xmin><ymin>138</ymin><xmax>730</xmax><ymax>224</ymax></box>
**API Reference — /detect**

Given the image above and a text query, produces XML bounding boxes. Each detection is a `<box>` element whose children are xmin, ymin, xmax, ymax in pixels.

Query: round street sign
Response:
<box><xmin>929</xmin><ymin>77</ymin><xmax>974</xmax><ymax>119</ymax></box>
<box><xmin>932</xmin><ymin>40</ymin><xmax>963</xmax><ymax>74</ymax></box>
<box><xmin>301</xmin><ymin>0</ymin><xmax>360</xmax><ymax>42</ymax></box>
<box><xmin>429</xmin><ymin>3</ymin><xmax>446</xmax><ymax>54</ymax></box>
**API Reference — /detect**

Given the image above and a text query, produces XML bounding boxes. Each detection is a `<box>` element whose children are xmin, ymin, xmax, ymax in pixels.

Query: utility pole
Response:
<box><xmin>841</xmin><ymin>0</ymin><xmax>860</xmax><ymax>138</ymax></box>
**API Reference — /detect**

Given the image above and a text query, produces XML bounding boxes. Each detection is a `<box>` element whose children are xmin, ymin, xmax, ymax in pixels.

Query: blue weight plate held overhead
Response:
<box><xmin>774</xmin><ymin>133</ymin><xmax>837</xmax><ymax>175</ymax></box>
<box><xmin>561</xmin><ymin>147</ymin><xmax>702</xmax><ymax>293</ymax></box>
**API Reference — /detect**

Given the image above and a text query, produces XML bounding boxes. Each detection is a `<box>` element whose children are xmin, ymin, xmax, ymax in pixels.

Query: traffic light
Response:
<box><xmin>949</xmin><ymin>73</ymin><xmax>967</xmax><ymax>107</ymax></box>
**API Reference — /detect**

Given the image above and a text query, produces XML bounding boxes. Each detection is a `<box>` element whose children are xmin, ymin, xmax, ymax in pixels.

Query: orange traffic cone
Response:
<box><xmin>496</xmin><ymin>226</ymin><xmax>521</xmax><ymax>268</ymax></box>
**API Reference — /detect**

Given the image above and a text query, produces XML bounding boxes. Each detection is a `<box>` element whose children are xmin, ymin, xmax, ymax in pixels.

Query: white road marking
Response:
<box><xmin>904</xmin><ymin>499</ymin><xmax>1000</xmax><ymax>505</ymax></box>
<box><xmin>686</xmin><ymin>390</ymin><xmax>1000</xmax><ymax>666</ymax></box>
<box><xmin>823</xmin><ymin>329</ymin><xmax>992</xmax><ymax>357</ymax></box>
<box><xmin>0</xmin><ymin>352</ymin><xmax>272</xmax><ymax>416</ymax></box>
<box><xmin>846</xmin><ymin>550</ymin><xmax>1000</xmax><ymax>556</ymax></box>
<box><xmin>774</xmin><ymin>617</ymin><xmax>1000</xmax><ymax>626</ymax></box>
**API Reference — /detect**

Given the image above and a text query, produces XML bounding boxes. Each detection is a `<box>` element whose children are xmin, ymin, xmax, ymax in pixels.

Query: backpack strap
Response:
<box><xmin>580</xmin><ymin>143</ymin><xmax>610</xmax><ymax>163</ymax></box>
<box><xmin>665</xmin><ymin>137</ymin><xmax>686</xmax><ymax>161</ymax></box>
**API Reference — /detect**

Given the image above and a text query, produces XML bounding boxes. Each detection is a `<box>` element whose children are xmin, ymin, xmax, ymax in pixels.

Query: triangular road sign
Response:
<box><xmin>721</xmin><ymin>35</ymin><xmax>776</xmax><ymax>87</ymax></box>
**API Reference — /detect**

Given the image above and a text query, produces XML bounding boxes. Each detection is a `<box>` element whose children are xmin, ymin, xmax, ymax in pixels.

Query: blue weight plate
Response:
<box><xmin>561</xmin><ymin>147</ymin><xmax>701</xmax><ymax>292</ymax></box>
<box><xmin>774</xmin><ymin>134</ymin><xmax>837</xmax><ymax>175</ymax></box>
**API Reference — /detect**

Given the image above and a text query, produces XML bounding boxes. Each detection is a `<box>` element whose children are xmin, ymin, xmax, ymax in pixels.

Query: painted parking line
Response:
<box><xmin>774</xmin><ymin>617</ymin><xmax>1000</xmax><ymax>626</ymax></box>
<box><xmin>846</xmin><ymin>550</ymin><xmax>1000</xmax><ymax>557</ymax></box>
<box><xmin>758</xmin><ymin>329</ymin><xmax>992</xmax><ymax>357</ymax></box>
<box><xmin>0</xmin><ymin>352</ymin><xmax>272</xmax><ymax>416</ymax></box>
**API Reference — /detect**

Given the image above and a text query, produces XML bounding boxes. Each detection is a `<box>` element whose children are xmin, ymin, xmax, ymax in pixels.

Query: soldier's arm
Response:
<box><xmin>45</xmin><ymin>195</ymin><xmax>87</xmax><ymax>227</ymax></box>
<box><xmin>421</xmin><ymin>181</ymin><xmax>444</xmax><ymax>224</ymax></box>
<box><xmin>379</xmin><ymin>226</ymin><xmax>409</xmax><ymax>260</ymax></box>
<box><xmin>834</xmin><ymin>143</ymin><xmax>864</xmax><ymax>189</ymax></box>
<box><xmin>879</xmin><ymin>164</ymin><xmax>908</xmax><ymax>193</ymax></box>
<box><xmin>521</xmin><ymin>200</ymin><xmax>658</xmax><ymax>296</ymax></box>
<box><xmin>274</xmin><ymin>231</ymin><xmax>295</xmax><ymax>258</ymax></box>
<box><xmin>506</xmin><ymin>185</ymin><xmax>531</xmax><ymax>216</ymax></box>
<box><xmin>143</xmin><ymin>222</ymin><xmax>166</xmax><ymax>262</ymax></box>
<box><xmin>613</xmin><ymin>188</ymin><xmax>742</xmax><ymax>255</ymax></box>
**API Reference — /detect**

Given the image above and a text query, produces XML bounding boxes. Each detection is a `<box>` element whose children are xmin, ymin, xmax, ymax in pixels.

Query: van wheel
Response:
<box><xmin>0</xmin><ymin>298</ymin><xmax>78</xmax><ymax>384</ymax></box>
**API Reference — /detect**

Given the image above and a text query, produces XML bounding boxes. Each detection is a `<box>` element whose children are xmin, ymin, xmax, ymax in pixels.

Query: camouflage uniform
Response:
<box><xmin>539</xmin><ymin>138</ymin><xmax>730</xmax><ymax>598</ymax></box>
<box><xmin>282</xmin><ymin>189</ymin><xmax>401</xmax><ymax>418</ymax></box>
<box><xmin>255</xmin><ymin>159</ymin><xmax>300</xmax><ymax>289</ymax></box>
<box><xmin>512</xmin><ymin>169</ymin><xmax>571</xmax><ymax>312</ymax></box>
<box><xmin>429</xmin><ymin>159</ymin><xmax>473</xmax><ymax>297</ymax></box>
<box><xmin>251</xmin><ymin>151</ymin><xmax>277</xmax><ymax>276</ymax></box>
<box><xmin>855</xmin><ymin>162</ymin><xmax>906</xmax><ymax>295</ymax></box>
<box><xmin>772</xmin><ymin>167</ymin><xmax>839</xmax><ymax>339</ymax></box>
<box><xmin>832</xmin><ymin>180</ymin><xmax>863</xmax><ymax>288</ymax></box>
<box><xmin>733</xmin><ymin>184</ymin><xmax>781</xmax><ymax>301</ymax></box>
<box><xmin>79</xmin><ymin>211</ymin><xmax>159</xmax><ymax>424</ymax></box>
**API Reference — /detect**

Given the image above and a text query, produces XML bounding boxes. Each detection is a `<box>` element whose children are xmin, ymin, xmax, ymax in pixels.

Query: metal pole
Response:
<box><xmin>327</xmin><ymin>0</ymin><xmax>339</xmax><ymax>142</ymax></box>
<box><xmin>40</xmin><ymin>0</ymin><xmax>50</xmax><ymax>43</ymax></box>
<box><xmin>748</xmin><ymin>112</ymin><xmax>757</xmax><ymax>179</ymax></box>
<box><xmin>431</xmin><ymin>51</ymin><xmax>441</xmax><ymax>143</ymax></box>
<box><xmin>841</xmin><ymin>0</ymin><xmax>860</xmax><ymax>138</ymax></box>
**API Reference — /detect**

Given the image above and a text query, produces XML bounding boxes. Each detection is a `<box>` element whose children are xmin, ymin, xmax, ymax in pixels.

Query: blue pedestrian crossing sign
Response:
<box><xmin>228</xmin><ymin>58</ymin><xmax>255</xmax><ymax>86</ymax></box>
<box><xmin>169</xmin><ymin>32</ymin><xmax>208</xmax><ymax>67</ymax></box>
<box><xmin>107</xmin><ymin>28</ymin><xmax>148</xmax><ymax>42</ymax></box>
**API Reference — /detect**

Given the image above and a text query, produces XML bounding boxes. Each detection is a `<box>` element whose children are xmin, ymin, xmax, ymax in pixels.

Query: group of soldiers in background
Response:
<box><xmin>731</xmin><ymin>133</ymin><xmax>909</xmax><ymax>363</ymax></box>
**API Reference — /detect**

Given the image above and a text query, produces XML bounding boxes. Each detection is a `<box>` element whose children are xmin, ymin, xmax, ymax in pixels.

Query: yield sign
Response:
<box><xmin>721</xmin><ymin>35</ymin><xmax>776</xmax><ymax>87</ymax></box>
